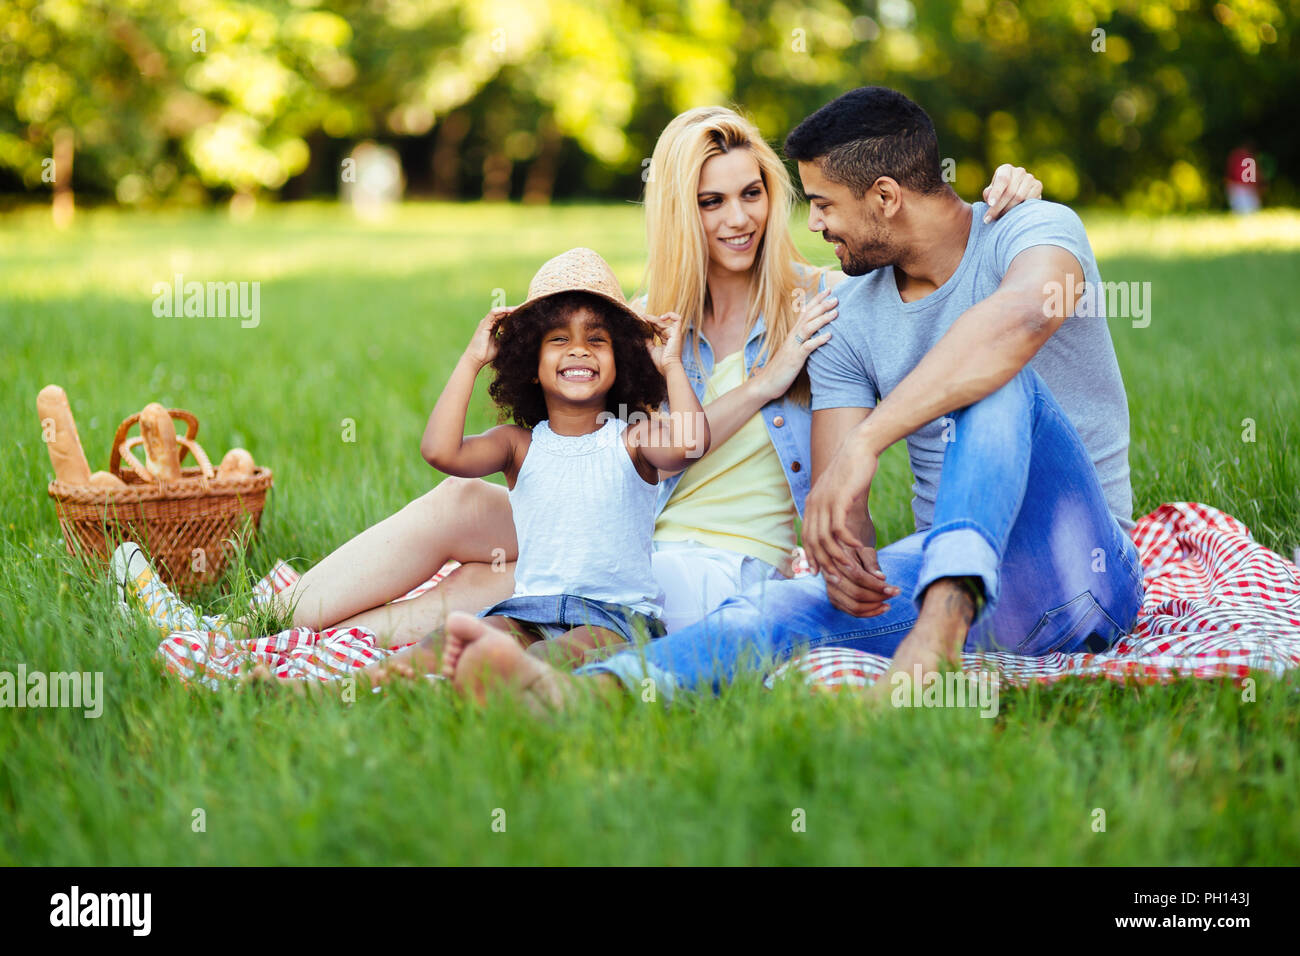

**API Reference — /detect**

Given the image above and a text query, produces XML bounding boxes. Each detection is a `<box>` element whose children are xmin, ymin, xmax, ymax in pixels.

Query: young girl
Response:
<box><xmin>374</xmin><ymin>247</ymin><xmax>710</xmax><ymax>683</ymax></box>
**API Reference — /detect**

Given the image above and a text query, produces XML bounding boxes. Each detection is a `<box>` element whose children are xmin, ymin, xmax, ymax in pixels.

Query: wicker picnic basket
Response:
<box><xmin>47</xmin><ymin>408</ymin><xmax>273</xmax><ymax>594</ymax></box>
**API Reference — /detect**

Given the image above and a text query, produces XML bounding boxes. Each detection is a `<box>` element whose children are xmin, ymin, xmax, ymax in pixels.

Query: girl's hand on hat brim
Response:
<box><xmin>642</xmin><ymin>311</ymin><xmax>677</xmax><ymax>342</ymax></box>
<box><xmin>642</xmin><ymin>311</ymin><xmax>675</xmax><ymax>373</ymax></box>
<box><xmin>467</xmin><ymin>306</ymin><xmax>514</xmax><ymax>368</ymax></box>
<box><xmin>658</xmin><ymin>312</ymin><xmax>687</xmax><ymax>369</ymax></box>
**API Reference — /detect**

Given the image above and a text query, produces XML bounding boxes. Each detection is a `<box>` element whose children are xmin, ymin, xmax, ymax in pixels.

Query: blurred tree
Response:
<box><xmin>0</xmin><ymin>0</ymin><xmax>353</xmax><ymax>207</ymax></box>
<box><xmin>0</xmin><ymin>0</ymin><xmax>1293</xmax><ymax>210</ymax></box>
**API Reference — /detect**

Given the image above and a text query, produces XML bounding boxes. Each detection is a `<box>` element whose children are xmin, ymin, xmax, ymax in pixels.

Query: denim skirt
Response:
<box><xmin>478</xmin><ymin>593</ymin><xmax>667</xmax><ymax>643</ymax></box>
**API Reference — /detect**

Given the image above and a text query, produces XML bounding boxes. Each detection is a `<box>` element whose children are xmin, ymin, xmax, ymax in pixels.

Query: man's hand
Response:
<box><xmin>803</xmin><ymin>445</ymin><xmax>901</xmax><ymax>615</ymax></box>
<box><xmin>825</xmin><ymin>542</ymin><xmax>899</xmax><ymax>617</ymax></box>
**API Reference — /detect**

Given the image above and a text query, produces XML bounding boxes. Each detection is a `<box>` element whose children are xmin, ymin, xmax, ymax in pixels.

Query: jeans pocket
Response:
<box><xmin>1017</xmin><ymin>591</ymin><xmax>1121</xmax><ymax>656</ymax></box>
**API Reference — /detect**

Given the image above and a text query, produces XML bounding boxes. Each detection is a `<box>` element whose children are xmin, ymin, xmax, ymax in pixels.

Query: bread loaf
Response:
<box><xmin>217</xmin><ymin>447</ymin><xmax>256</xmax><ymax>479</ymax></box>
<box><xmin>36</xmin><ymin>385</ymin><xmax>92</xmax><ymax>485</ymax></box>
<box><xmin>139</xmin><ymin>403</ymin><xmax>183</xmax><ymax>482</ymax></box>
<box><xmin>88</xmin><ymin>470</ymin><xmax>127</xmax><ymax>490</ymax></box>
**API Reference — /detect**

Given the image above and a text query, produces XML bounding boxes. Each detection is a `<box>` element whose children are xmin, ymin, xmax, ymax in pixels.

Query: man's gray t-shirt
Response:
<box><xmin>808</xmin><ymin>199</ymin><xmax>1134</xmax><ymax>532</ymax></box>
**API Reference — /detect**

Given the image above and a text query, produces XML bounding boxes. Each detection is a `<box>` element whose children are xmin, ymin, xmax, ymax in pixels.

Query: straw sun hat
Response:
<box><xmin>505</xmin><ymin>247</ymin><xmax>654</xmax><ymax>337</ymax></box>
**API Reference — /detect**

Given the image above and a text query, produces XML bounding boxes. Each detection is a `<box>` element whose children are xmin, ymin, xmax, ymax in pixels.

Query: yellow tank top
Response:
<box><xmin>654</xmin><ymin>349</ymin><xmax>797</xmax><ymax>570</ymax></box>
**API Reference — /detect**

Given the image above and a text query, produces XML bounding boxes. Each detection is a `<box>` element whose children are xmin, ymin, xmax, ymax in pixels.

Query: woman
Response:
<box><xmin>121</xmin><ymin>107</ymin><xmax>1040</xmax><ymax>647</ymax></box>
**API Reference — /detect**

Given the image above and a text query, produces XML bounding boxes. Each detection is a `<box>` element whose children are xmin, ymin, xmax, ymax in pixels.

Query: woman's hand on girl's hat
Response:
<box><xmin>466</xmin><ymin>306</ymin><xmax>514</xmax><ymax>368</ymax></box>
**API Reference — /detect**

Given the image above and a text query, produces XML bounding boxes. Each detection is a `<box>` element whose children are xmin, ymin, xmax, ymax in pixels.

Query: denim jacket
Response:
<box><xmin>656</xmin><ymin>311</ymin><xmax>815</xmax><ymax>520</ymax></box>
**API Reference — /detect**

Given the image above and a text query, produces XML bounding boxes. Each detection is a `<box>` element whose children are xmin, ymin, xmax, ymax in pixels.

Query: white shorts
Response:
<box><xmin>650</xmin><ymin>540</ymin><xmax>785</xmax><ymax>634</ymax></box>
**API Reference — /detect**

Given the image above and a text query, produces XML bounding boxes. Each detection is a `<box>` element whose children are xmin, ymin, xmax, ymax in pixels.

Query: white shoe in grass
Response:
<box><xmin>109</xmin><ymin>542</ymin><xmax>148</xmax><ymax>617</ymax></box>
<box><xmin>110</xmin><ymin>542</ymin><xmax>200</xmax><ymax>636</ymax></box>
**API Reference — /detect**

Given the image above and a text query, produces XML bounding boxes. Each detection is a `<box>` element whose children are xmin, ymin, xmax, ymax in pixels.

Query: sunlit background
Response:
<box><xmin>0</xmin><ymin>0</ymin><xmax>1294</xmax><ymax>218</ymax></box>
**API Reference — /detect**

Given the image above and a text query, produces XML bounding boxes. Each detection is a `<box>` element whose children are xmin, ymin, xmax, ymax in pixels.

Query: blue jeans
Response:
<box><xmin>579</xmin><ymin>368</ymin><xmax>1145</xmax><ymax>700</ymax></box>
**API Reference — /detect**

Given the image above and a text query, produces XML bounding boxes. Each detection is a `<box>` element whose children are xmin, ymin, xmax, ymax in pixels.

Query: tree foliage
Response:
<box><xmin>0</xmin><ymin>0</ymin><xmax>1293</xmax><ymax>208</ymax></box>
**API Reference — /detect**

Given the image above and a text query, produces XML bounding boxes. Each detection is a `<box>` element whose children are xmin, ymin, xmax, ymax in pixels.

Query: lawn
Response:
<box><xmin>1</xmin><ymin>202</ymin><xmax>1298</xmax><ymax>865</ymax></box>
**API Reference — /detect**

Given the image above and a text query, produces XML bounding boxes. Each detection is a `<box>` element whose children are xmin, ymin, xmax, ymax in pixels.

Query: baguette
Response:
<box><xmin>36</xmin><ymin>385</ymin><xmax>92</xmax><ymax>485</ymax></box>
<box><xmin>216</xmin><ymin>447</ymin><xmax>256</xmax><ymax>479</ymax></box>
<box><xmin>139</xmin><ymin>402</ymin><xmax>183</xmax><ymax>482</ymax></box>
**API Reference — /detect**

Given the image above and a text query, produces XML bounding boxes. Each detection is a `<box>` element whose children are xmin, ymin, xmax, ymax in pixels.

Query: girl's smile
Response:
<box><xmin>538</xmin><ymin>308</ymin><xmax>615</xmax><ymax>404</ymax></box>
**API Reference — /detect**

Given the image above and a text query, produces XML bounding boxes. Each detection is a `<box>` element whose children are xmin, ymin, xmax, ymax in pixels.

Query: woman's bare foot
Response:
<box><xmin>442</xmin><ymin>612</ymin><xmax>581</xmax><ymax>712</ymax></box>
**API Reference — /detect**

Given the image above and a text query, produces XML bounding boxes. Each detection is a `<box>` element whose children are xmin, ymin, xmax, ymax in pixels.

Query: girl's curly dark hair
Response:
<box><xmin>488</xmin><ymin>291</ymin><xmax>668</xmax><ymax>429</ymax></box>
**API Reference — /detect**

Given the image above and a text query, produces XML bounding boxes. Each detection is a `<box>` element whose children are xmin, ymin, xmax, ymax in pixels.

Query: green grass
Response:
<box><xmin>1</xmin><ymin>202</ymin><xmax>1298</xmax><ymax>865</ymax></box>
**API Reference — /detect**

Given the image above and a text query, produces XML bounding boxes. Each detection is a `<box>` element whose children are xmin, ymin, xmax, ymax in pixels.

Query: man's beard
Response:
<box><xmin>827</xmin><ymin>229</ymin><xmax>892</xmax><ymax>276</ymax></box>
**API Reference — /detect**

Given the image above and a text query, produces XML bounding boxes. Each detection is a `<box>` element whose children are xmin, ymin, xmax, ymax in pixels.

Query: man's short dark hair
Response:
<box><xmin>784</xmin><ymin>87</ymin><xmax>945</xmax><ymax>197</ymax></box>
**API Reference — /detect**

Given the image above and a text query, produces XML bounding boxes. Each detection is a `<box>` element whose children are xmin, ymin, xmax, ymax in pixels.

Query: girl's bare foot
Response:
<box><xmin>248</xmin><ymin>662</ymin><xmax>273</xmax><ymax>683</ymax></box>
<box><xmin>363</xmin><ymin>634</ymin><xmax>443</xmax><ymax>688</ymax></box>
<box><xmin>443</xmin><ymin>611</ymin><xmax>580</xmax><ymax>713</ymax></box>
<box><xmin>440</xmin><ymin>617</ymin><xmax>473</xmax><ymax>679</ymax></box>
<box><xmin>241</xmin><ymin>662</ymin><xmax>314</xmax><ymax>697</ymax></box>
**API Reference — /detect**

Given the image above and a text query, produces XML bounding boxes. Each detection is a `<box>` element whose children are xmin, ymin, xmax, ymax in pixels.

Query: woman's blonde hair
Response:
<box><xmin>640</xmin><ymin>105</ymin><xmax>818</xmax><ymax>404</ymax></box>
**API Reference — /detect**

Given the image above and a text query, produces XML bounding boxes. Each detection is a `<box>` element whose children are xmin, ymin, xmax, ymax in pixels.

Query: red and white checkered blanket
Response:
<box><xmin>158</xmin><ymin>502</ymin><xmax>1300</xmax><ymax>690</ymax></box>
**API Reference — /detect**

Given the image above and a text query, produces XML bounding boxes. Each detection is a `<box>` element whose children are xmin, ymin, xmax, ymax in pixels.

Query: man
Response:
<box><xmin>438</xmin><ymin>86</ymin><xmax>1144</xmax><ymax>707</ymax></box>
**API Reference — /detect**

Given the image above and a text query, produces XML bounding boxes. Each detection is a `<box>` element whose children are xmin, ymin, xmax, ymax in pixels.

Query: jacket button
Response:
<box><xmin>791</xmin><ymin>460</ymin><xmax>802</xmax><ymax>472</ymax></box>
<box><xmin>773</xmin><ymin>415</ymin><xmax>784</xmax><ymax>427</ymax></box>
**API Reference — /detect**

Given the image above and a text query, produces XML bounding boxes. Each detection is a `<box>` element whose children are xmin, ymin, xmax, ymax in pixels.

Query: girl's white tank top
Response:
<box><xmin>507</xmin><ymin>416</ymin><xmax>663</xmax><ymax>617</ymax></box>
